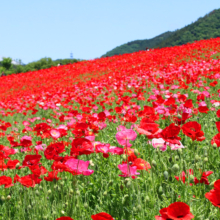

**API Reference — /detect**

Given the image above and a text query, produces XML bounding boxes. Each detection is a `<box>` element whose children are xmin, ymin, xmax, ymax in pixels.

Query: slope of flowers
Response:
<box><xmin>0</xmin><ymin>38</ymin><xmax>220</xmax><ymax>219</ymax></box>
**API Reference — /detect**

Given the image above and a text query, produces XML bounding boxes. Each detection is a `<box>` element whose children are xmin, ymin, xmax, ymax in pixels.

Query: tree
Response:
<box><xmin>2</xmin><ymin>57</ymin><xmax>12</xmax><ymax>70</ymax></box>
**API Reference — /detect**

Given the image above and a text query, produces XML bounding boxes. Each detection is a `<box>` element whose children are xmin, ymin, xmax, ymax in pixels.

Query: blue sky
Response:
<box><xmin>1</xmin><ymin>0</ymin><xmax>220</xmax><ymax>64</ymax></box>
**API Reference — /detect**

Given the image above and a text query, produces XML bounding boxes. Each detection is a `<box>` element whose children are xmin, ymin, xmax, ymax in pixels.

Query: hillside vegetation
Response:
<box><xmin>102</xmin><ymin>31</ymin><xmax>173</xmax><ymax>57</ymax></box>
<box><xmin>102</xmin><ymin>8</ymin><xmax>220</xmax><ymax>57</ymax></box>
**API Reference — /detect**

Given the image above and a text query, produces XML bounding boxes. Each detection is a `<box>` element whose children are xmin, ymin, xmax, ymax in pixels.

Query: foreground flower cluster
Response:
<box><xmin>0</xmin><ymin>38</ymin><xmax>220</xmax><ymax>219</ymax></box>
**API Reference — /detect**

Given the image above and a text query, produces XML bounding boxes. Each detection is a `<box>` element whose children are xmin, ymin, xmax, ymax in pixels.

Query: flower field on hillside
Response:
<box><xmin>0</xmin><ymin>38</ymin><xmax>220</xmax><ymax>219</ymax></box>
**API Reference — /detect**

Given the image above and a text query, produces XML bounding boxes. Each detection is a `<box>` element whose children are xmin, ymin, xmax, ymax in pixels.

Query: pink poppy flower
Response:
<box><xmin>50</xmin><ymin>129</ymin><xmax>61</xmax><ymax>139</ymax></box>
<box><xmin>118</xmin><ymin>164</ymin><xmax>140</xmax><ymax>179</ymax></box>
<box><xmin>65</xmin><ymin>158</ymin><xmax>94</xmax><ymax>176</ymax></box>
<box><xmin>116</xmin><ymin>128</ymin><xmax>137</xmax><ymax>147</ymax></box>
<box><xmin>149</xmin><ymin>138</ymin><xmax>167</xmax><ymax>151</ymax></box>
<box><xmin>109</xmin><ymin>146</ymin><xmax>124</xmax><ymax>155</ymax></box>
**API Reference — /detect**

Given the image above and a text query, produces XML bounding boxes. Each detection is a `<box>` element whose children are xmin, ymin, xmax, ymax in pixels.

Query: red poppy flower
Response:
<box><xmin>182</xmin><ymin>121</ymin><xmax>205</xmax><ymax>141</ymax></box>
<box><xmin>44</xmin><ymin>171</ymin><xmax>61</xmax><ymax>182</ymax></box>
<box><xmin>14</xmin><ymin>174</ymin><xmax>36</xmax><ymax>188</ymax></box>
<box><xmin>131</xmin><ymin>158</ymin><xmax>151</xmax><ymax>171</ymax></box>
<box><xmin>211</xmin><ymin>133</ymin><xmax>220</xmax><ymax>147</ymax></box>
<box><xmin>160</xmin><ymin>123</ymin><xmax>181</xmax><ymax>145</ymax></box>
<box><xmin>135</xmin><ymin>118</ymin><xmax>161</xmax><ymax>139</ymax></box>
<box><xmin>210</xmin><ymin>80</ymin><xmax>218</xmax><ymax>87</ymax></box>
<box><xmin>44</xmin><ymin>142</ymin><xmax>65</xmax><ymax>160</ymax></box>
<box><xmin>198</xmin><ymin>106</ymin><xmax>209</xmax><ymax>114</ymax></box>
<box><xmin>0</xmin><ymin>176</ymin><xmax>14</xmax><ymax>188</ymax></box>
<box><xmin>217</xmin><ymin>109</ymin><xmax>220</xmax><ymax>118</ymax></box>
<box><xmin>184</xmin><ymin>99</ymin><xmax>193</xmax><ymax>108</ymax></box>
<box><xmin>22</xmin><ymin>155</ymin><xmax>42</xmax><ymax>167</ymax></box>
<box><xmin>197</xmin><ymin>94</ymin><xmax>205</xmax><ymax>101</ymax></box>
<box><xmin>205</xmin><ymin>189</ymin><xmax>220</xmax><ymax>208</ymax></box>
<box><xmin>56</xmin><ymin>217</ymin><xmax>74</xmax><ymax>220</ymax></box>
<box><xmin>155</xmin><ymin>202</ymin><xmax>194</xmax><ymax>220</ymax></box>
<box><xmin>71</xmin><ymin>138</ymin><xmax>94</xmax><ymax>156</ymax></box>
<box><xmin>7</xmin><ymin>159</ymin><xmax>20</xmax><ymax>169</ymax></box>
<box><xmin>173</xmin><ymin>113</ymin><xmax>192</xmax><ymax>125</ymax></box>
<box><xmin>91</xmin><ymin>212</ymin><xmax>114</xmax><ymax>220</ymax></box>
<box><xmin>214</xmin><ymin>179</ymin><xmax>220</xmax><ymax>190</ymax></box>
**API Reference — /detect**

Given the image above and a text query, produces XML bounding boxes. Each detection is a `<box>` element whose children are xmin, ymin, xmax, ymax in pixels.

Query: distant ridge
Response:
<box><xmin>102</xmin><ymin>31</ymin><xmax>174</xmax><ymax>57</ymax></box>
<box><xmin>102</xmin><ymin>8</ymin><xmax>220</xmax><ymax>57</ymax></box>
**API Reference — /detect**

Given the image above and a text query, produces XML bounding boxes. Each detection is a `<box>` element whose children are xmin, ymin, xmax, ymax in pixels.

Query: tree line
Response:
<box><xmin>0</xmin><ymin>57</ymin><xmax>81</xmax><ymax>76</ymax></box>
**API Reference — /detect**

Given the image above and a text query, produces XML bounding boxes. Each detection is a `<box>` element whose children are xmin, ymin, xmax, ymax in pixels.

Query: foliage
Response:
<box><xmin>102</xmin><ymin>31</ymin><xmax>174</xmax><ymax>57</ymax></box>
<box><xmin>0</xmin><ymin>57</ymin><xmax>81</xmax><ymax>76</ymax></box>
<box><xmin>1</xmin><ymin>57</ymin><xmax>12</xmax><ymax>70</ymax></box>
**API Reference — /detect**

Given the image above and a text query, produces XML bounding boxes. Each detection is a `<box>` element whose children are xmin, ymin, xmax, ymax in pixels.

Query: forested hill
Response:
<box><xmin>156</xmin><ymin>9</ymin><xmax>220</xmax><ymax>48</ymax></box>
<box><xmin>102</xmin><ymin>31</ymin><xmax>174</xmax><ymax>57</ymax></box>
<box><xmin>102</xmin><ymin>8</ymin><xmax>220</xmax><ymax>57</ymax></box>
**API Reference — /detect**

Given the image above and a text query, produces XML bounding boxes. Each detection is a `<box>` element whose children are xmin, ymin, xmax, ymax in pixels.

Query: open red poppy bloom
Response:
<box><xmin>205</xmin><ymin>189</ymin><xmax>220</xmax><ymax>208</ymax></box>
<box><xmin>56</xmin><ymin>217</ymin><xmax>74</xmax><ymax>220</ymax></box>
<box><xmin>160</xmin><ymin>123</ymin><xmax>181</xmax><ymax>145</ymax></box>
<box><xmin>155</xmin><ymin>202</ymin><xmax>194</xmax><ymax>220</ymax></box>
<box><xmin>182</xmin><ymin>121</ymin><xmax>205</xmax><ymax>141</ymax></box>
<box><xmin>91</xmin><ymin>212</ymin><xmax>114</xmax><ymax>220</ymax></box>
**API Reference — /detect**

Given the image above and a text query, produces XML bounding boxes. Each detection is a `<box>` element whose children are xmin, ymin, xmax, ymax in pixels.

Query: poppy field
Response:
<box><xmin>1</xmin><ymin>38</ymin><xmax>220</xmax><ymax>220</ymax></box>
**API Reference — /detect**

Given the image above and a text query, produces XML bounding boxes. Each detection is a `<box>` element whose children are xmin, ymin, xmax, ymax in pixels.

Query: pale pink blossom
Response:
<box><xmin>116</xmin><ymin>127</ymin><xmax>137</xmax><ymax>147</ymax></box>
<box><xmin>50</xmin><ymin>129</ymin><xmax>61</xmax><ymax>139</ymax></box>
<box><xmin>22</xmin><ymin>121</ymin><xmax>30</xmax><ymax>126</ymax></box>
<box><xmin>118</xmin><ymin>164</ymin><xmax>140</xmax><ymax>179</ymax></box>
<box><xmin>65</xmin><ymin>159</ymin><xmax>94</xmax><ymax>176</ymax></box>
<box><xmin>35</xmin><ymin>144</ymin><xmax>46</xmax><ymax>151</ymax></box>
<box><xmin>149</xmin><ymin>138</ymin><xmax>167</xmax><ymax>151</ymax></box>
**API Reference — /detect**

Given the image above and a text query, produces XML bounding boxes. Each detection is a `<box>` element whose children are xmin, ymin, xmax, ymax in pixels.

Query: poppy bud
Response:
<box><xmin>108</xmin><ymin>180</ymin><xmax>113</xmax><ymax>186</ymax></box>
<box><xmin>89</xmin><ymin>160</ymin><xmax>94</xmax><ymax>166</ymax></box>
<box><xmin>70</xmin><ymin>189</ymin><xmax>74</xmax><ymax>194</ymax></box>
<box><xmin>84</xmin><ymin>203</ymin><xmax>88</xmax><ymax>208</ymax></box>
<box><xmin>213</xmin><ymin>143</ymin><xmax>217</xmax><ymax>148</ymax></box>
<box><xmin>103</xmin><ymin>191</ymin><xmax>108</xmax><ymax>196</ymax></box>
<box><xmin>195</xmin><ymin>155</ymin><xmax>200</xmax><ymax>162</ymax></box>
<box><xmin>60</xmin><ymin>181</ymin><xmax>64</xmax><ymax>185</ymax></box>
<box><xmin>122</xmin><ymin>154</ymin><xmax>127</xmax><ymax>161</ymax></box>
<box><xmin>145</xmin><ymin>196</ymin><xmax>150</xmax><ymax>202</ymax></box>
<box><xmin>134</xmin><ymin>149</ymin><xmax>139</xmax><ymax>156</ymax></box>
<box><xmin>210</xmin><ymin>181</ymin><xmax>215</xmax><ymax>187</ymax></box>
<box><xmin>48</xmin><ymin>190</ymin><xmax>52</xmax><ymax>194</ymax></box>
<box><xmin>177</xmin><ymin>114</ymin><xmax>182</xmax><ymax>119</ymax></box>
<box><xmin>126</xmin><ymin>181</ymin><xmax>131</xmax><ymax>188</ymax></box>
<box><xmin>125</xmin><ymin>178</ymin><xmax>130</xmax><ymax>182</ymax></box>
<box><xmin>6</xmin><ymin>195</ymin><xmax>11</xmax><ymax>200</ymax></box>
<box><xmin>172</xmin><ymin>164</ymin><xmax>179</xmax><ymax>173</ymax></box>
<box><xmin>61</xmin><ymin>210</ymin><xmax>65</xmax><ymax>214</ymax></box>
<box><xmin>175</xmin><ymin>155</ymin><xmax>179</xmax><ymax>161</ymax></box>
<box><xmin>35</xmin><ymin>190</ymin><xmax>40</xmax><ymax>195</ymax></box>
<box><xmin>158</xmin><ymin>186</ymin><xmax>163</xmax><ymax>194</ymax></box>
<box><xmin>133</xmin><ymin>207</ymin><xmax>137</xmax><ymax>212</ymax></box>
<box><xmin>28</xmin><ymin>205</ymin><xmax>32</xmax><ymax>209</ymax></box>
<box><xmin>16</xmin><ymin>163</ymin><xmax>20</xmax><ymax>169</ymax></box>
<box><xmin>189</xmin><ymin>175</ymin><xmax>195</xmax><ymax>183</ymax></box>
<box><xmin>204</xmin><ymin>157</ymin><xmax>208</xmax><ymax>163</ymax></box>
<box><xmin>163</xmin><ymin>171</ymin><xmax>169</xmax><ymax>180</ymax></box>
<box><xmin>148</xmin><ymin>176</ymin><xmax>152</xmax><ymax>182</ymax></box>
<box><xmin>177</xmin><ymin>148</ymin><xmax>182</xmax><ymax>154</ymax></box>
<box><xmin>137</xmin><ymin>204</ymin><xmax>142</xmax><ymax>211</ymax></box>
<box><xmin>76</xmin><ymin>190</ymin><xmax>80</xmax><ymax>195</ymax></box>
<box><xmin>152</xmin><ymin>160</ymin><xmax>157</xmax><ymax>167</ymax></box>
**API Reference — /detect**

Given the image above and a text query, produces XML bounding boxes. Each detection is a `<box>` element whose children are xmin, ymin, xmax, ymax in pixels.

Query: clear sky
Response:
<box><xmin>1</xmin><ymin>0</ymin><xmax>220</xmax><ymax>64</ymax></box>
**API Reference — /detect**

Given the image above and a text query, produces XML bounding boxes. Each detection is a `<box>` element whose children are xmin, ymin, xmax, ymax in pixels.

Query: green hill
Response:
<box><xmin>156</xmin><ymin>9</ymin><xmax>220</xmax><ymax>48</ymax></box>
<box><xmin>102</xmin><ymin>31</ymin><xmax>174</xmax><ymax>57</ymax></box>
<box><xmin>102</xmin><ymin>8</ymin><xmax>220</xmax><ymax>57</ymax></box>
